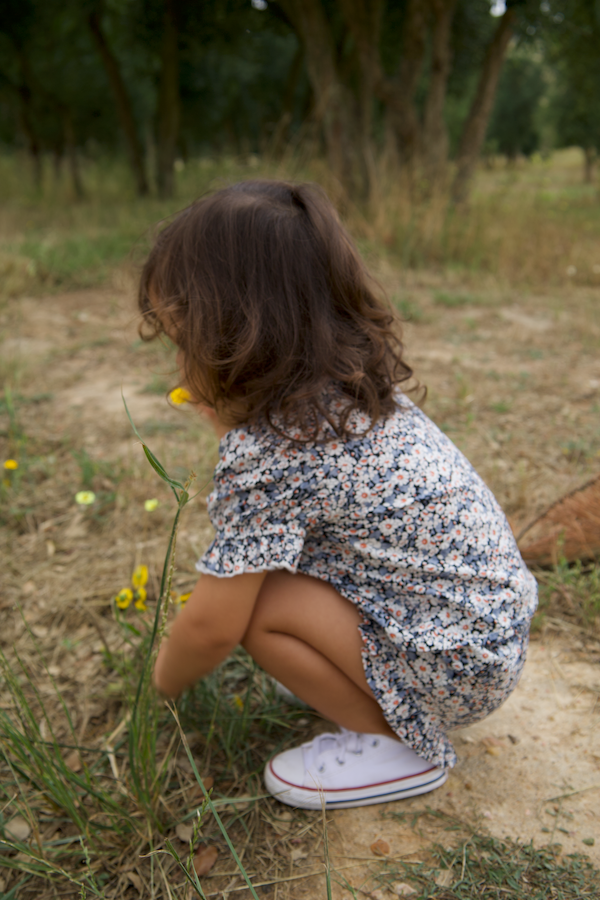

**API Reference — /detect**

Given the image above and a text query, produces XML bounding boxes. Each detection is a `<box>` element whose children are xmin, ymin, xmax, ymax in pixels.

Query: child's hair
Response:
<box><xmin>138</xmin><ymin>180</ymin><xmax>414</xmax><ymax>440</ymax></box>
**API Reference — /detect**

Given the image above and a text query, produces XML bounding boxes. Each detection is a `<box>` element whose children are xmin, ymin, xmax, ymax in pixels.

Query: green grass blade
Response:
<box><xmin>122</xmin><ymin>391</ymin><xmax>184</xmax><ymax>493</ymax></box>
<box><xmin>142</xmin><ymin>444</ymin><xmax>184</xmax><ymax>494</ymax></box>
<box><xmin>168</xmin><ymin>704</ymin><xmax>262</xmax><ymax>900</ymax></box>
<box><xmin>162</xmin><ymin>838</ymin><xmax>208</xmax><ymax>898</ymax></box>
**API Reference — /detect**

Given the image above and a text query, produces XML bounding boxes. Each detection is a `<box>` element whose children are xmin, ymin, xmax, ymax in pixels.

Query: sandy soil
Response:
<box><xmin>324</xmin><ymin>636</ymin><xmax>600</xmax><ymax>898</ymax></box>
<box><xmin>1</xmin><ymin>272</ymin><xmax>599</xmax><ymax>895</ymax></box>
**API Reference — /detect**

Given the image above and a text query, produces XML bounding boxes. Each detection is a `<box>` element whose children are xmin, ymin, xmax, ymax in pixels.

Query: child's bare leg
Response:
<box><xmin>241</xmin><ymin>571</ymin><xmax>397</xmax><ymax>738</ymax></box>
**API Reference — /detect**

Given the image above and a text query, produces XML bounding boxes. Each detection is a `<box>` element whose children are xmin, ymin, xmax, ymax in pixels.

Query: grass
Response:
<box><xmin>0</xmin><ymin>419</ymin><xmax>323</xmax><ymax>898</ymax></box>
<box><xmin>533</xmin><ymin>558</ymin><xmax>600</xmax><ymax>634</ymax></box>
<box><xmin>369</xmin><ymin>809</ymin><xmax>600</xmax><ymax>899</ymax></box>
<box><xmin>2</xmin><ymin>377</ymin><xmax>599</xmax><ymax>899</ymax></box>
<box><xmin>1</xmin><ymin>147</ymin><xmax>600</xmax><ymax>897</ymax></box>
<box><xmin>433</xmin><ymin>291</ymin><xmax>486</xmax><ymax>308</ymax></box>
<box><xmin>490</xmin><ymin>401</ymin><xmax>511</xmax><ymax>414</ymax></box>
<box><xmin>392</xmin><ymin>295</ymin><xmax>425</xmax><ymax>322</ymax></box>
<box><xmin>1</xmin><ymin>148</ymin><xmax>600</xmax><ymax>297</ymax></box>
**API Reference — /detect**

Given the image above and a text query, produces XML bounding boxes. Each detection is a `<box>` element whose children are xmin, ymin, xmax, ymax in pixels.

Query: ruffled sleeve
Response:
<box><xmin>196</xmin><ymin>424</ymin><xmax>310</xmax><ymax>577</ymax></box>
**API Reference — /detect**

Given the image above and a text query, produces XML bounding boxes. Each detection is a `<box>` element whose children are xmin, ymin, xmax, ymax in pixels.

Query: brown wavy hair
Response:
<box><xmin>138</xmin><ymin>180</ymin><xmax>414</xmax><ymax>440</ymax></box>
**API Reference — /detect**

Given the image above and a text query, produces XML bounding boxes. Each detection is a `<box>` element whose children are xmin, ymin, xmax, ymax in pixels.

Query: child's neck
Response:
<box><xmin>198</xmin><ymin>404</ymin><xmax>237</xmax><ymax>440</ymax></box>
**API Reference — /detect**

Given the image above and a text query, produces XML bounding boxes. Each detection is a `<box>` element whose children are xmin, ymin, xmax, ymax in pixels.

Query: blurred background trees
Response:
<box><xmin>0</xmin><ymin>0</ymin><xmax>597</xmax><ymax>202</ymax></box>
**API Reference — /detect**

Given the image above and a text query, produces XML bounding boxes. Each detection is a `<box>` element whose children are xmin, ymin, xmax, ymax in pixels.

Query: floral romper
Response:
<box><xmin>196</xmin><ymin>395</ymin><xmax>538</xmax><ymax>769</ymax></box>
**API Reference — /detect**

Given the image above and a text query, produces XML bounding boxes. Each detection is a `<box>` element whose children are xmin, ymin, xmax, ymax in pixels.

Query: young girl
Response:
<box><xmin>139</xmin><ymin>180</ymin><xmax>537</xmax><ymax>810</ymax></box>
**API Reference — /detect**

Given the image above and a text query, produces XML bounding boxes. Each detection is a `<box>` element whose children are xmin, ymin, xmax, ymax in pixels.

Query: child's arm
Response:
<box><xmin>153</xmin><ymin>571</ymin><xmax>267</xmax><ymax>698</ymax></box>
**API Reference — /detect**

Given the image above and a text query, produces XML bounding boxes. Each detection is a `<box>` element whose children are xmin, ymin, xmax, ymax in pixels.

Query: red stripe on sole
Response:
<box><xmin>267</xmin><ymin>759</ymin><xmax>439</xmax><ymax>793</ymax></box>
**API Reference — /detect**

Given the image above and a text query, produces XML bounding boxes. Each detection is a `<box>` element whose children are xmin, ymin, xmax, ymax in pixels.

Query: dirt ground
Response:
<box><xmin>1</xmin><ymin>268</ymin><xmax>600</xmax><ymax>895</ymax></box>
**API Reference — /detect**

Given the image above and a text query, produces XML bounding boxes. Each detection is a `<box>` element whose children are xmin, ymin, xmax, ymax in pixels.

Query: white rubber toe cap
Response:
<box><xmin>268</xmin><ymin>746</ymin><xmax>308</xmax><ymax>788</ymax></box>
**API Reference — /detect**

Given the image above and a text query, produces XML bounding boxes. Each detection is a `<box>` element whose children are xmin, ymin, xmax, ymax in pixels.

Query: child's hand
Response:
<box><xmin>150</xmin><ymin>572</ymin><xmax>267</xmax><ymax>699</ymax></box>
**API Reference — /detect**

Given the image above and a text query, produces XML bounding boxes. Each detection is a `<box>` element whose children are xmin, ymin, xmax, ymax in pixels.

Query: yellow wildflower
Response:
<box><xmin>75</xmin><ymin>490</ymin><xmax>96</xmax><ymax>505</ymax></box>
<box><xmin>144</xmin><ymin>498</ymin><xmax>159</xmax><ymax>512</ymax></box>
<box><xmin>115</xmin><ymin>588</ymin><xmax>133</xmax><ymax>609</ymax></box>
<box><xmin>233</xmin><ymin>694</ymin><xmax>244</xmax><ymax>712</ymax></box>
<box><xmin>176</xmin><ymin>591</ymin><xmax>192</xmax><ymax>607</ymax></box>
<box><xmin>115</xmin><ymin>565</ymin><xmax>151</xmax><ymax>614</ymax></box>
<box><xmin>131</xmin><ymin>565</ymin><xmax>148</xmax><ymax>589</ymax></box>
<box><xmin>169</xmin><ymin>387</ymin><xmax>192</xmax><ymax>405</ymax></box>
<box><xmin>3</xmin><ymin>459</ymin><xmax>18</xmax><ymax>470</ymax></box>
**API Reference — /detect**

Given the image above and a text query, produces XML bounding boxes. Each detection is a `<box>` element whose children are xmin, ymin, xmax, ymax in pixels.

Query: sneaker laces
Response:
<box><xmin>303</xmin><ymin>730</ymin><xmax>380</xmax><ymax>773</ymax></box>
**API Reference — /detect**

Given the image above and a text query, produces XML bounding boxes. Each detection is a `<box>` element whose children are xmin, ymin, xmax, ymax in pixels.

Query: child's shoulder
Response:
<box><xmin>218</xmin><ymin>392</ymin><xmax>442</xmax><ymax>463</ymax></box>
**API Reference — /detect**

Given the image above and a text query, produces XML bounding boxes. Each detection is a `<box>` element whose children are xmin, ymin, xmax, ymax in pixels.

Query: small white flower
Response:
<box><xmin>75</xmin><ymin>491</ymin><xmax>96</xmax><ymax>505</ymax></box>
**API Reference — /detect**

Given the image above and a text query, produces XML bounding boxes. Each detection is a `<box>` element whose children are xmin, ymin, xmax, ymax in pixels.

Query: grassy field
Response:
<box><xmin>1</xmin><ymin>148</ymin><xmax>599</xmax><ymax>899</ymax></box>
<box><xmin>1</xmin><ymin>147</ymin><xmax>600</xmax><ymax>298</ymax></box>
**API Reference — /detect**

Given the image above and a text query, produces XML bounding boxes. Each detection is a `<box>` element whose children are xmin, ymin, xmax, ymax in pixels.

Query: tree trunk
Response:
<box><xmin>155</xmin><ymin>0</ymin><xmax>180</xmax><ymax>199</ymax></box>
<box><xmin>88</xmin><ymin>9</ymin><xmax>149</xmax><ymax>196</ymax></box>
<box><xmin>336</xmin><ymin>0</ymin><xmax>384</xmax><ymax>201</ymax></box>
<box><xmin>422</xmin><ymin>0</ymin><xmax>457</xmax><ymax>187</ymax></box>
<box><xmin>452</xmin><ymin>7</ymin><xmax>516</xmax><ymax>204</ymax></box>
<box><xmin>16</xmin><ymin>86</ymin><xmax>42</xmax><ymax>191</ymax></box>
<box><xmin>270</xmin><ymin>43</ymin><xmax>304</xmax><ymax>158</ymax></box>
<box><xmin>375</xmin><ymin>0</ymin><xmax>428</xmax><ymax>169</ymax></box>
<box><xmin>53</xmin><ymin>145</ymin><xmax>63</xmax><ymax>184</ymax></box>
<box><xmin>278</xmin><ymin>0</ymin><xmax>359</xmax><ymax>197</ymax></box>
<box><xmin>9</xmin><ymin>48</ymin><xmax>43</xmax><ymax>191</ymax></box>
<box><xmin>61</xmin><ymin>108</ymin><xmax>84</xmax><ymax>200</ymax></box>
<box><xmin>583</xmin><ymin>146</ymin><xmax>596</xmax><ymax>184</ymax></box>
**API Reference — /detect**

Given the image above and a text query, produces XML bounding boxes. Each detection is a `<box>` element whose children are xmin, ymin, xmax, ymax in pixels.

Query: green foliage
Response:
<box><xmin>392</xmin><ymin>295</ymin><xmax>423</xmax><ymax>322</ymax></box>
<box><xmin>534</xmin><ymin>558</ymin><xmax>600</xmax><ymax>631</ymax></box>
<box><xmin>551</xmin><ymin>1</ymin><xmax>600</xmax><ymax>152</ymax></box>
<box><xmin>487</xmin><ymin>50</ymin><xmax>547</xmax><ymax>158</ymax></box>
<box><xmin>444</xmin><ymin>0</ymin><xmax>498</xmax><ymax>153</ymax></box>
<box><xmin>0</xmin><ymin>0</ymin><xmax>588</xmax><ymax>199</ymax></box>
<box><xmin>142</xmin><ymin>375</ymin><xmax>172</xmax><ymax>395</ymax></box>
<box><xmin>433</xmin><ymin>291</ymin><xmax>484</xmax><ymax>308</ymax></box>
<box><xmin>72</xmin><ymin>448</ymin><xmax>119</xmax><ymax>490</ymax></box>
<box><xmin>12</xmin><ymin>232</ymin><xmax>137</xmax><ymax>286</ymax></box>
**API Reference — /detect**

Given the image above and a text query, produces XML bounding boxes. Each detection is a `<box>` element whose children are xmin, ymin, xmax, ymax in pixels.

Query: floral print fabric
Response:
<box><xmin>196</xmin><ymin>397</ymin><xmax>538</xmax><ymax>768</ymax></box>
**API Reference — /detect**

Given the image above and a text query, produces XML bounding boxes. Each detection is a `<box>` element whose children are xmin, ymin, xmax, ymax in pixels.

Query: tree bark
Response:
<box><xmin>7</xmin><ymin>49</ymin><xmax>44</xmax><ymax>191</ymax></box>
<box><xmin>336</xmin><ymin>0</ymin><xmax>384</xmax><ymax>200</ymax></box>
<box><xmin>422</xmin><ymin>0</ymin><xmax>457</xmax><ymax>186</ymax></box>
<box><xmin>11</xmin><ymin>48</ymin><xmax>83</xmax><ymax>196</ymax></box>
<box><xmin>16</xmin><ymin>83</ymin><xmax>42</xmax><ymax>191</ymax></box>
<box><xmin>270</xmin><ymin>43</ymin><xmax>304</xmax><ymax>158</ymax></box>
<box><xmin>155</xmin><ymin>0</ymin><xmax>180</xmax><ymax>199</ymax></box>
<box><xmin>583</xmin><ymin>146</ymin><xmax>596</xmax><ymax>184</ymax></box>
<box><xmin>375</xmin><ymin>0</ymin><xmax>428</xmax><ymax>169</ymax></box>
<box><xmin>88</xmin><ymin>9</ymin><xmax>149</xmax><ymax>196</ymax></box>
<box><xmin>61</xmin><ymin>108</ymin><xmax>84</xmax><ymax>200</ymax></box>
<box><xmin>452</xmin><ymin>7</ymin><xmax>516</xmax><ymax>204</ymax></box>
<box><xmin>278</xmin><ymin>0</ymin><xmax>359</xmax><ymax>196</ymax></box>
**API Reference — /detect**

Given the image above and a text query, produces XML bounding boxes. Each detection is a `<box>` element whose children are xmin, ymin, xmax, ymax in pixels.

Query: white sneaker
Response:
<box><xmin>264</xmin><ymin>729</ymin><xmax>447</xmax><ymax>809</ymax></box>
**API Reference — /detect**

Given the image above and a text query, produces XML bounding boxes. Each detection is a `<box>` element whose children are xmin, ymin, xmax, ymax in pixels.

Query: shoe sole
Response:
<box><xmin>264</xmin><ymin>761</ymin><xmax>448</xmax><ymax>809</ymax></box>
